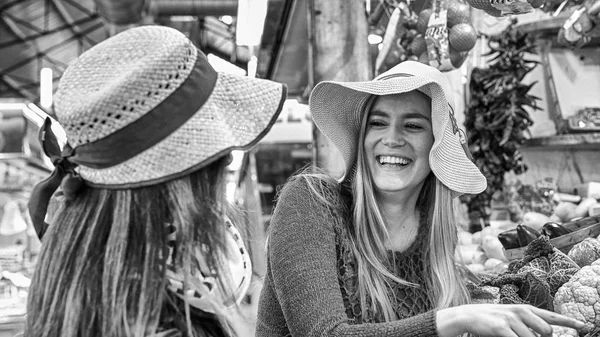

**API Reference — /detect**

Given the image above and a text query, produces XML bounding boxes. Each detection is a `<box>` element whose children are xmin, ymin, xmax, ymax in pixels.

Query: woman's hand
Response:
<box><xmin>436</xmin><ymin>304</ymin><xmax>586</xmax><ymax>337</ymax></box>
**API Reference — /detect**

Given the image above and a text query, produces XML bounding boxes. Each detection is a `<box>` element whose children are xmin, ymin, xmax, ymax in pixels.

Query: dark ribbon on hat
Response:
<box><xmin>28</xmin><ymin>119</ymin><xmax>81</xmax><ymax>239</ymax></box>
<box><xmin>27</xmin><ymin>49</ymin><xmax>218</xmax><ymax>240</ymax></box>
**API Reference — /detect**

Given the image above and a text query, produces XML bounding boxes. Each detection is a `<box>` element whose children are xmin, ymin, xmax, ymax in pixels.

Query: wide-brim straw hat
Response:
<box><xmin>53</xmin><ymin>25</ymin><xmax>287</xmax><ymax>187</ymax></box>
<box><xmin>309</xmin><ymin>61</ymin><xmax>486</xmax><ymax>197</ymax></box>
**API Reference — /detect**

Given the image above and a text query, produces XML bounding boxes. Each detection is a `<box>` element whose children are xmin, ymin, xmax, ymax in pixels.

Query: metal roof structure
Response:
<box><xmin>0</xmin><ymin>0</ymin><xmax>296</xmax><ymax>109</ymax></box>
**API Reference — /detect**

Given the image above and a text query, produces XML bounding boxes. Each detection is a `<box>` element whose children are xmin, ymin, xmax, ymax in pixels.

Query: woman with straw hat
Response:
<box><xmin>25</xmin><ymin>25</ymin><xmax>286</xmax><ymax>337</ymax></box>
<box><xmin>255</xmin><ymin>61</ymin><xmax>583</xmax><ymax>337</ymax></box>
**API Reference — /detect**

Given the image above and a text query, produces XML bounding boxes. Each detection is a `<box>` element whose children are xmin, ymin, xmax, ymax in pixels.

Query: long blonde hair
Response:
<box><xmin>303</xmin><ymin>94</ymin><xmax>470</xmax><ymax>322</ymax></box>
<box><xmin>26</xmin><ymin>156</ymin><xmax>237</xmax><ymax>337</ymax></box>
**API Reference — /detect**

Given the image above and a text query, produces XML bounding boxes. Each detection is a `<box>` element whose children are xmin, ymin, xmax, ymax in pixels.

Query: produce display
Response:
<box><xmin>456</xmin><ymin>224</ymin><xmax>510</xmax><ymax>275</ymax></box>
<box><xmin>554</xmin><ymin>260</ymin><xmax>600</xmax><ymax>335</ymax></box>
<box><xmin>461</xmin><ymin>23</ymin><xmax>539</xmax><ymax>228</ymax></box>
<box><xmin>417</xmin><ymin>0</ymin><xmax>477</xmax><ymax>70</ymax></box>
<box><xmin>374</xmin><ymin>0</ymin><xmax>477</xmax><ymax>74</ymax></box>
<box><xmin>460</xmin><ymin>206</ymin><xmax>600</xmax><ymax>336</ymax></box>
<box><xmin>375</xmin><ymin>2</ymin><xmax>420</xmax><ymax>74</ymax></box>
<box><xmin>497</xmin><ymin>212</ymin><xmax>600</xmax><ymax>256</ymax></box>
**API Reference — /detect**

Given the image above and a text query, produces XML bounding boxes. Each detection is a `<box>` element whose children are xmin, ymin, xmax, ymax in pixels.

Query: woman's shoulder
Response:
<box><xmin>276</xmin><ymin>170</ymin><xmax>346</xmax><ymax>210</ymax></box>
<box><xmin>268</xmin><ymin>170</ymin><xmax>352</xmax><ymax>249</ymax></box>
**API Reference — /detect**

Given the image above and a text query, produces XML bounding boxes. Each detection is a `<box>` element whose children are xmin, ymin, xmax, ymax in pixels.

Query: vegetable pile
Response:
<box><xmin>496</xmin><ymin>215</ymin><xmax>600</xmax><ymax>254</ymax></box>
<box><xmin>464</xmin><ymin>214</ymin><xmax>600</xmax><ymax>336</ymax></box>
<box><xmin>481</xmin><ymin>236</ymin><xmax>580</xmax><ymax>311</ymax></box>
<box><xmin>461</xmin><ymin>21</ymin><xmax>539</xmax><ymax>227</ymax></box>
<box><xmin>554</xmin><ymin>259</ymin><xmax>600</xmax><ymax>335</ymax></box>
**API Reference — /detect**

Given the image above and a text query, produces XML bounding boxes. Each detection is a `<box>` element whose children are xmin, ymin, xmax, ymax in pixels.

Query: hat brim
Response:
<box><xmin>309</xmin><ymin>75</ymin><xmax>486</xmax><ymax>197</ymax></box>
<box><xmin>78</xmin><ymin>72</ymin><xmax>287</xmax><ymax>188</ymax></box>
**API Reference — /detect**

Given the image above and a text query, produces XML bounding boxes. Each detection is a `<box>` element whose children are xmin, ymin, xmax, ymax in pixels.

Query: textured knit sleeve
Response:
<box><xmin>264</xmin><ymin>177</ymin><xmax>439</xmax><ymax>337</ymax></box>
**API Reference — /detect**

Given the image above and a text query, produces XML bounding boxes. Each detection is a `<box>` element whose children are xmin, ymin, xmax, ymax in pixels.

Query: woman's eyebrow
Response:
<box><xmin>403</xmin><ymin>112</ymin><xmax>431</xmax><ymax>122</ymax></box>
<box><xmin>370</xmin><ymin>110</ymin><xmax>431</xmax><ymax>122</ymax></box>
<box><xmin>369</xmin><ymin>109</ymin><xmax>389</xmax><ymax>117</ymax></box>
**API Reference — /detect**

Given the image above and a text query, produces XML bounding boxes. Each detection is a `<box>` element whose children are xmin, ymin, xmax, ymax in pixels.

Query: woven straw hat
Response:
<box><xmin>52</xmin><ymin>25</ymin><xmax>286</xmax><ymax>187</ymax></box>
<box><xmin>309</xmin><ymin>61</ymin><xmax>486</xmax><ymax>196</ymax></box>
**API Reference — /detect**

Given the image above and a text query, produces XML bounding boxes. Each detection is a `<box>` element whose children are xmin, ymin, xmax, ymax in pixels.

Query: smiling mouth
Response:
<box><xmin>377</xmin><ymin>155</ymin><xmax>412</xmax><ymax>166</ymax></box>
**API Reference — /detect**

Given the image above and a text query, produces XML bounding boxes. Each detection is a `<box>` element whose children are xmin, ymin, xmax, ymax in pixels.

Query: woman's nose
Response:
<box><xmin>381</xmin><ymin>131</ymin><xmax>406</xmax><ymax>147</ymax></box>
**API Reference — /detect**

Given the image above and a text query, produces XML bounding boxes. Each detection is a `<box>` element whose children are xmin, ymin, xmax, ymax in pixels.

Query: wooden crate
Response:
<box><xmin>503</xmin><ymin>214</ymin><xmax>600</xmax><ymax>261</ymax></box>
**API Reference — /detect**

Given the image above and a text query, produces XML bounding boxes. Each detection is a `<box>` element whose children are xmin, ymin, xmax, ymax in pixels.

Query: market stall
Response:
<box><xmin>366</xmin><ymin>0</ymin><xmax>600</xmax><ymax>335</ymax></box>
<box><xmin>0</xmin><ymin>100</ymin><xmax>56</xmax><ymax>336</ymax></box>
<box><xmin>1</xmin><ymin>0</ymin><xmax>600</xmax><ymax>336</ymax></box>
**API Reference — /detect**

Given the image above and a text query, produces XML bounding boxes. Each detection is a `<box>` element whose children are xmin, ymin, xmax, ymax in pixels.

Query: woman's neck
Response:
<box><xmin>376</xmin><ymin>191</ymin><xmax>420</xmax><ymax>233</ymax></box>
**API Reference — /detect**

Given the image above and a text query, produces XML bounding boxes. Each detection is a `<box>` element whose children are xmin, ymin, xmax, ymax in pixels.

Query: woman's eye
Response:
<box><xmin>369</xmin><ymin>119</ymin><xmax>386</xmax><ymax>127</ymax></box>
<box><xmin>406</xmin><ymin>123</ymin><xmax>424</xmax><ymax>129</ymax></box>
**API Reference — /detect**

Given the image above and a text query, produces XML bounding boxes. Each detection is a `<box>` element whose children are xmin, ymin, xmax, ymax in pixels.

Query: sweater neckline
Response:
<box><xmin>388</xmin><ymin>216</ymin><xmax>430</xmax><ymax>258</ymax></box>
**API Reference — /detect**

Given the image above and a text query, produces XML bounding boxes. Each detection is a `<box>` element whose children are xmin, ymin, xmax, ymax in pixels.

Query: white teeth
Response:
<box><xmin>378</xmin><ymin>156</ymin><xmax>409</xmax><ymax>165</ymax></box>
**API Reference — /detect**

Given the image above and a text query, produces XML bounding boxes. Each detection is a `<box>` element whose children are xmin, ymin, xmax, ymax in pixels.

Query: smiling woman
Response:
<box><xmin>364</xmin><ymin>92</ymin><xmax>434</xmax><ymax>198</ymax></box>
<box><xmin>255</xmin><ymin>61</ymin><xmax>587</xmax><ymax>337</ymax></box>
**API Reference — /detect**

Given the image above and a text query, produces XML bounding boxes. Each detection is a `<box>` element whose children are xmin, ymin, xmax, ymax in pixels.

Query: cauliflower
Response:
<box><xmin>553</xmin><ymin>261</ymin><xmax>600</xmax><ymax>334</ymax></box>
<box><xmin>551</xmin><ymin>325</ymin><xmax>578</xmax><ymax>337</ymax></box>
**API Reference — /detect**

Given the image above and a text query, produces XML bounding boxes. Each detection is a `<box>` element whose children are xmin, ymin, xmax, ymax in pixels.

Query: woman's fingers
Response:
<box><xmin>515</xmin><ymin>307</ymin><xmax>554</xmax><ymax>337</ymax></box>
<box><xmin>509</xmin><ymin>319</ymin><xmax>540</xmax><ymax>337</ymax></box>
<box><xmin>528</xmin><ymin>306</ymin><xmax>586</xmax><ymax>330</ymax></box>
<box><xmin>444</xmin><ymin>304</ymin><xmax>586</xmax><ymax>337</ymax></box>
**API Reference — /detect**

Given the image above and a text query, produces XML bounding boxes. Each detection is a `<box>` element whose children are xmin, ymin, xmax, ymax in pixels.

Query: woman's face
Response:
<box><xmin>363</xmin><ymin>91</ymin><xmax>434</xmax><ymax>196</ymax></box>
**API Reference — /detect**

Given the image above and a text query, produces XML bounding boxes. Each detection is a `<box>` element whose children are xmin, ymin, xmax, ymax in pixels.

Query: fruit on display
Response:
<box><xmin>375</xmin><ymin>2</ymin><xmax>421</xmax><ymax>74</ymax></box>
<box><xmin>416</xmin><ymin>0</ymin><xmax>478</xmax><ymax>70</ymax></box>
<box><xmin>448</xmin><ymin>23</ymin><xmax>477</xmax><ymax>51</ymax></box>
<box><xmin>449</xmin><ymin>48</ymin><xmax>469</xmax><ymax>68</ymax></box>
<box><xmin>410</xmin><ymin>34</ymin><xmax>427</xmax><ymax>56</ymax></box>
<box><xmin>373</xmin><ymin>0</ymin><xmax>477</xmax><ymax>73</ymax></box>
<box><xmin>447</xmin><ymin>1</ymin><xmax>471</xmax><ymax>26</ymax></box>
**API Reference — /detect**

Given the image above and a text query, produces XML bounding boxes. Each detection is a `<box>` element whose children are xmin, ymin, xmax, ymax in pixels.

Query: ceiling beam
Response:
<box><xmin>50</xmin><ymin>0</ymin><xmax>100</xmax><ymax>47</ymax></box>
<box><xmin>149</xmin><ymin>0</ymin><xmax>238</xmax><ymax>17</ymax></box>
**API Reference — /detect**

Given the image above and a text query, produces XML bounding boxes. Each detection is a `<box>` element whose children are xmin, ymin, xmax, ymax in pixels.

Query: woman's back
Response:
<box><xmin>24</xmin><ymin>25</ymin><xmax>287</xmax><ymax>337</ymax></box>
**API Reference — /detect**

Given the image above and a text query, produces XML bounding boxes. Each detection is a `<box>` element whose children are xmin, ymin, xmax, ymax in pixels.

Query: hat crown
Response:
<box><xmin>374</xmin><ymin>61</ymin><xmax>455</xmax><ymax>111</ymax></box>
<box><xmin>55</xmin><ymin>26</ymin><xmax>200</xmax><ymax>147</ymax></box>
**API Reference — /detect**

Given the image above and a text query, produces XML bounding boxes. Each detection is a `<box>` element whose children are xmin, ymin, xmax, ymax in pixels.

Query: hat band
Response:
<box><xmin>67</xmin><ymin>49</ymin><xmax>218</xmax><ymax>170</ymax></box>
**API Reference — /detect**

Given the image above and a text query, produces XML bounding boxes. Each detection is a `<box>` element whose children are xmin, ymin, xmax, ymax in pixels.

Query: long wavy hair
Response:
<box><xmin>25</xmin><ymin>155</ymin><xmax>238</xmax><ymax>337</ymax></box>
<box><xmin>302</xmin><ymin>93</ymin><xmax>470</xmax><ymax>322</ymax></box>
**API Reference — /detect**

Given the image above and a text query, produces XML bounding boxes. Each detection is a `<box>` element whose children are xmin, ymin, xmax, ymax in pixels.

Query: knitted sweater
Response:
<box><xmin>255</xmin><ymin>177</ymin><xmax>439</xmax><ymax>337</ymax></box>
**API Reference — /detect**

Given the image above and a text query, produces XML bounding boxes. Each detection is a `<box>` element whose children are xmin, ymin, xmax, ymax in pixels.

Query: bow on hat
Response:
<box><xmin>28</xmin><ymin>118</ymin><xmax>83</xmax><ymax>240</ymax></box>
